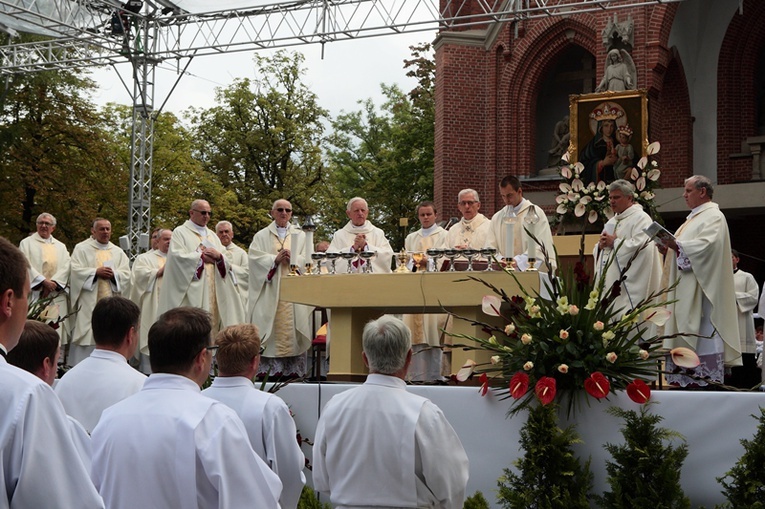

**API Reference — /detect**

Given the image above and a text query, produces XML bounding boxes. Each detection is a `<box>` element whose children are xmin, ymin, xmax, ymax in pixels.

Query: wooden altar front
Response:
<box><xmin>279</xmin><ymin>271</ymin><xmax>539</xmax><ymax>379</ymax></box>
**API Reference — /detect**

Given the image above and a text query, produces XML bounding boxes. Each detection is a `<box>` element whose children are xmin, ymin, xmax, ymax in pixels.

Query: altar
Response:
<box><xmin>280</xmin><ymin>271</ymin><xmax>540</xmax><ymax>378</ymax></box>
<box><xmin>278</xmin><ymin>383</ymin><xmax>765</xmax><ymax>508</ymax></box>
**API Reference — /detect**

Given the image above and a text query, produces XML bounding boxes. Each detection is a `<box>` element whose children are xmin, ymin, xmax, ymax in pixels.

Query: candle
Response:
<box><xmin>503</xmin><ymin>207</ymin><xmax>517</xmax><ymax>261</ymax></box>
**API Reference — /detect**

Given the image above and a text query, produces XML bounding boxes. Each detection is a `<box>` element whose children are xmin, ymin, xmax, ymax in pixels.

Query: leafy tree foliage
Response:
<box><xmin>596</xmin><ymin>404</ymin><xmax>690</xmax><ymax>509</ymax></box>
<box><xmin>497</xmin><ymin>403</ymin><xmax>593</xmax><ymax>509</ymax></box>
<box><xmin>322</xmin><ymin>43</ymin><xmax>435</xmax><ymax>249</ymax></box>
<box><xmin>717</xmin><ymin>407</ymin><xmax>765</xmax><ymax>508</ymax></box>
<box><xmin>100</xmin><ymin>103</ymin><xmax>221</xmax><ymax>232</ymax></box>
<box><xmin>187</xmin><ymin>50</ymin><xmax>328</xmax><ymax>245</ymax></box>
<box><xmin>0</xmin><ymin>38</ymin><xmax>127</xmax><ymax>246</ymax></box>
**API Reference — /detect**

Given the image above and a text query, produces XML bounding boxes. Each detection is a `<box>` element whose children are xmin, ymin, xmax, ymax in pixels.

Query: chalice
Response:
<box><xmin>480</xmin><ymin>247</ymin><xmax>497</xmax><ymax>271</ymax></box>
<box><xmin>340</xmin><ymin>251</ymin><xmax>358</xmax><ymax>274</ymax></box>
<box><xmin>358</xmin><ymin>250</ymin><xmax>377</xmax><ymax>273</ymax></box>
<box><xmin>425</xmin><ymin>248</ymin><xmax>444</xmax><ymax>272</ymax></box>
<box><xmin>310</xmin><ymin>252</ymin><xmax>326</xmax><ymax>275</ymax></box>
<box><xmin>462</xmin><ymin>248</ymin><xmax>479</xmax><ymax>271</ymax></box>
<box><xmin>443</xmin><ymin>248</ymin><xmax>460</xmax><ymax>272</ymax></box>
<box><xmin>325</xmin><ymin>252</ymin><xmax>340</xmax><ymax>275</ymax></box>
<box><xmin>395</xmin><ymin>249</ymin><xmax>410</xmax><ymax>273</ymax></box>
<box><xmin>410</xmin><ymin>251</ymin><xmax>425</xmax><ymax>272</ymax></box>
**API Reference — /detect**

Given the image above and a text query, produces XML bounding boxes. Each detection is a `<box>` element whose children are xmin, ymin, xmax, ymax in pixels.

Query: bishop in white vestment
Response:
<box><xmin>216</xmin><ymin>220</ymin><xmax>249</xmax><ymax>308</ymax></box>
<box><xmin>249</xmin><ymin>200</ymin><xmax>312</xmax><ymax>378</ymax></box>
<box><xmin>158</xmin><ymin>200</ymin><xmax>245</xmax><ymax>333</ymax></box>
<box><xmin>328</xmin><ymin>197</ymin><xmax>394</xmax><ymax>273</ymax></box>
<box><xmin>445</xmin><ymin>189</ymin><xmax>491</xmax><ymax>251</ymax></box>
<box><xmin>662</xmin><ymin>176</ymin><xmax>741</xmax><ymax>386</ymax></box>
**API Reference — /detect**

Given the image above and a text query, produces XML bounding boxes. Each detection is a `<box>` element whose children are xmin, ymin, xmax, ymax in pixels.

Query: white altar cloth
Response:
<box><xmin>277</xmin><ymin>384</ymin><xmax>765</xmax><ymax>508</ymax></box>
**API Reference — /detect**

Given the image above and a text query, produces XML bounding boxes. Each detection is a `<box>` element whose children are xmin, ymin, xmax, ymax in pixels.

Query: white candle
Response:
<box><xmin>291</xmin><ymin>230</ymin><xmax>299</xmax><ymax>262</ymax></box>
<box><xmin>526</xmin><ymin>224</ymin><xmax>537</xmax><ymax>260</ymax></box>
<box><xmin>304</xmin><ymin>230</ymin><xmax>314</xmax><ymax>262</ymax></box>
<box><xmin>503</xmin><ymin>207</ymin><xmax>516</xmax><ymax>260</ymax></box>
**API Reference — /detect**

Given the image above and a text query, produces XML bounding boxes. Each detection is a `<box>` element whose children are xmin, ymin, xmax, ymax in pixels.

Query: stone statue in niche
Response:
<box><xmin>595</xmin><ymin>49</ymin><xmax>637</xmax><ymax>92</ymax></box>
<box><xmin>547</xmin><ymin>114</ymin><xmax>570</xmax><ymax>166</ymax></box>
<box><xmin>596</xmin><ymin>14</ymin><xmax>637</xmax><ymax>92</ymax></box>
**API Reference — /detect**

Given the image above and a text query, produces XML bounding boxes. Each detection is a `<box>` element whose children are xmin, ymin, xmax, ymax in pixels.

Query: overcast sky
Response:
<box><xmin>87</xmin><ymin>31</ymin><xmax>436</xmax><ymax>121</ymax></box>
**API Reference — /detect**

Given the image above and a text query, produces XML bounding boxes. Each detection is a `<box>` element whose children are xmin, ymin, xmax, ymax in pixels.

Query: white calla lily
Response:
<box><xmin>588</xmin><ymin>209</ymin><xmax>599</xmax><ymax>223</ymax></box>
<box><xmin>647</xmin><ymin>141</ymin><xmax>661</xmax><ymax>155</ymax></box>
<box><xmin>647</xmin><ymin>169</ymin><xmax>661</xmax><ymax>181</ymax></box>
<box><xmin>482</xmin><ymin>295</ymin><xmax>502</xmax><ymax>316</ymax></box>
<box><xmin>670</xmin><ymin>347</ymin><xmax>700</xmax><ymax>368</ymax></box>
<box><xmin>559</xmin><ymin>182</ymin><xmax>572</xmax><ymax>193</ymax></box>
<box><xmin>637</xmin><ymin>156</ymin><xmax>648</xmax><ymax>170</ymax></box>
<box><xmin>636</xmin><ymin>176</ymin><xmax>646</xmax><ymax>191</ymax></box>
<box><xmin>571</xmin><ymin>178</ymin><xmax>584</xmax><ymax>192</ymax></box>
<box><xmin>574</xmin><ymin>203</ymin><xmax>587</xmax><ymax>217</ymax></box>
<box><xmin>456</xmin><ymin>360</ymin><xmax>477</xmax><ymax>382</ymax></box>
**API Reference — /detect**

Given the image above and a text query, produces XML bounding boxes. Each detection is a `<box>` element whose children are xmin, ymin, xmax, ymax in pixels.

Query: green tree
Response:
<box><xmin>100</xmin><ymin>103</ymin><xmax>221</xmax><ymax>232</ymax></box>
<box><xmin>322</xmin><ymin>43</ymin><xmax>435</xmax><ymax>249</ymax></box>
<box><xmin>0</xmin><ymin>40</ymin><xmax>127</xmax><ymax>246</ymax></box>
<box><xmin>187</xmin><ymin>50</ymin><xmax>328</xmax><ymax>245</ymax></box>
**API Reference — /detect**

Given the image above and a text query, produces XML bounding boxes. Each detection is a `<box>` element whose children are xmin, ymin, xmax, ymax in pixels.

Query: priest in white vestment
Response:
<box><xmin>216</xmin><ymin>220</ymin><xmax>249</xmax><ymax>308</ymax></box>
<box><xmin>249</xmin><ymin>199</ymin><xmax>312</xmax><ymax>378</ymax></box>
<box><xmin>203</xmin><ymin>324</ymin><xmax>306</xmax><ymax>509</ymax></box>
<box><xmin>593</xmin><ymin>180</ymin><xmax>662</xmax><ymax>316</ymax></box>
<box><xmin>56</xmin><ymin>296</ymin><xmax>146</xmax><ymax>433</ymax></box>
<box><xmin>662</xmin><ymin>176</ymin><xmax>741</xmax><ymax>387</ymax></box>
<box><xmin>313</xmin><ymin>316</ymin><xmax>469</xmax><ymax>509</ymax></box>
<box><xmin>91</xmin><ymin>307</ymin><xmax>281</xmax><ymax>509</ymax></box>
<box><xmin>19</xmin><ymin>212</ymin><xmax>71</xmax><ymax>343</ymax></box>
<box><xmin>0</xmin><ymin>238</ymin><xmax>104</xmax><ymax>509</ymax></box>
<box><xmin>68</xmin><ymin>218</ymin><xmax>131</xmax><ymax>366</ymax></box>
<box><xmin>402</xmin><ymin>201</ymin><xmax>449</xmax><ymax>381</ymax></box>
<box><xmin>328</xmin><ymin>197</ymin><xmax>394</xmax><ymax>273</ymax></box>
<box><xmin>729</xmin><ymin>249</ymin><xmax>760</xmax><ymax>388</ymax></box>
<box><xmin>157</xmin><ymin>200</ymin><xmax>245</xmax><ymax>333</ymax></box>
<box><xmin>445</xmin><ymin>189</ymin><xmax>491</xmax><ymax>251</ymax></box>
<box><xmin>486</xmin><ymin>176</ymin><xmax>557</xmax><ymax>271</ymax></box>
<box><xmin>128</xmin><ymin>229</ymin><xmax>171</xmax><ymax>373</ymax></box>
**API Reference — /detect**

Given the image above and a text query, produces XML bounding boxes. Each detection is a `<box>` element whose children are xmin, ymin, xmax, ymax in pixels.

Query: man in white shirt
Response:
<box><xmin>129</xmin><ymin>228</ymin><xmax>171</xmax><ymax>374</ymax></box>
<box><xmin>68</xmin><ymin>218</ymin><xmax>131</xmax><ymax>366</ymax></box>
<box><xmin>158</xmin><ymin>200</ymin><xmax>245</xmax><ymax>334</ymax></box>
<box><xmin>0</xmin><ymin>237</ymin><xmax>104</xmax><ymax>509</ymax></box>
<box><xmin>8</xmin><ymin>320</ymin><xmax>92</xmax><ymax>471</ymax></box>
<box><xmin>91</xmin><ymin>307</ymin><xmax>282</xmax><ymax>509</ymax></box>
<box><xmin>445</xmin><ymin>188</ymin><xmax>491</xmax><ymax>252</ymax></box>
<box><xmin>216</xmin><ymin>220</ymin><xmax>249</xmax><ymax>308</ymax></box>
<box><xmin>19</xmin><ymin>212</ymin><xmax>71</xmax><ymax>342</ymax></box>
<box><xmin>403</xmin><ymin>201</ymin><xmax>449</xmax><ymax>381</ymax></box>
<box><xmin>313</xmin><ymin>315</ymin><xmax>470</xmax><ymax>509</ymax></box>
<box><xmin>56</xmin><ymin>296</ymin><xmax>146</xmax><ymax>433</ymax></box>
<box><xmin>486</xmin><ymin>176</ymin><xmax>557</xmax><ymax>271</ymax></box>
<box><xmin>203</xmin><ymin>324</ymin><xmax>306</xmax><ymax>509</ymax></box>
<box><xmin>328</xmin><ymin>197</ymin><xmax>394</xmax><ymax>273</ymax></box>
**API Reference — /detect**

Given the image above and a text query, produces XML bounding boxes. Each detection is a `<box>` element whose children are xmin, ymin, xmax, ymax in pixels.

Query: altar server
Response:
<box><xmin>313</xmin><ymin>315</ymin><xmax>469</xmax><ymax>509</ymax></box>
<box><xmin>91</xmin><ymin>307</ymin><xmax>281</xmax><ymax>509</ymax></box>
<box><xmin>328</xmin><ymin>196</ymin><xmax>394</xmax><ymax>273</ymax></box>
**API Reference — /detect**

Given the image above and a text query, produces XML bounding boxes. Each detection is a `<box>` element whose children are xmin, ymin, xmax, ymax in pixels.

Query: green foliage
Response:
<box><xmin>595</xmin><ymin>404</ymin><xmax>690</xmax><ymax>509</ymax></box>
<box><xmin>297</xmin><ymin>486</ymin><xmax>332</xmax><ymax>509</ymax></box>
<box><xmin>322</xmin><ymin>43</ymin><xmax>435</xmax><ymax>249</ymax></box>
<box><xmin>497</xmin><ymin>403</ymin><xmax>592</xmax><ymax>509</ymax></box>
<box><xmin>187</xmin><ymin>50</ymin><xmax>328</xmax><ymax>246</ymax></box>
<box><xmin>717</xmin><ymin>407</ymin><xmax>765</xmax><ymax>508</ymax></box>
<box><xmin>0</xmin><ymin>37</ymin><xmax>128</xmax><ymax>245</ymax></box>
<box><xmin>463</xmin><ymin>490</ymin><xmax>491</xmax><ymax>509</ymax></box>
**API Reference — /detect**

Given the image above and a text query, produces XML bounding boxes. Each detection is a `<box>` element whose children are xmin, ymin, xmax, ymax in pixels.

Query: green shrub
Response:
<box><xmin>717</xmin><ymin>407</ymin><xmax>765</xmax><ymax>509</ymax></box>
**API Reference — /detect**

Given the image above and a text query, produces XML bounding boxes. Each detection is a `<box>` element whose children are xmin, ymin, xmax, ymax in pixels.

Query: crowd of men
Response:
<box><xmin>2</xmin><ymin>173</ymin><xmax>764</xmax><ymax>507</ymax></box>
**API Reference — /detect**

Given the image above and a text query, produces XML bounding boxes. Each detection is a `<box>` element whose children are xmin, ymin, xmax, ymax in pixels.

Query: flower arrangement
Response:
<box><xmin>555</xmin><ymin>142</ymin><xmax>663</xmax><ymax>227</ymax></box>
<box><xmin>452</xmin><ymin>239</ymin><xmax>699</xmax><ymax>416</ymax></box>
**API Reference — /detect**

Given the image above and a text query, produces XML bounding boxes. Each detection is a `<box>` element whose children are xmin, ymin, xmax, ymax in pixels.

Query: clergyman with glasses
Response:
<box><xmin>248</xmin><ymin>199</ymin><xmax>312</xmax><ymax>379</ymax></box>
<box><xmin>158</xmin><ymin>199</ymin><xmax>245</xmax><ymax>334</ymax></box>
<box><xmin>445</xmin><ymin>188</ymin><xmax>491</xmax><ymax>250</ymax></box>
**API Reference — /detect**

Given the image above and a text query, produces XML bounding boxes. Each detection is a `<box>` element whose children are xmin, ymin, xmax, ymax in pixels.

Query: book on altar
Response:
<box><xmin>643</xmin><ymin>221</ymin><xmax>675</xmax><ymax>248</ymax></box>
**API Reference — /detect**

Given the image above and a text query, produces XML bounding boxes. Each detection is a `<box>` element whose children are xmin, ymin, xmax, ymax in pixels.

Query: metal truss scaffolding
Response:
<box><xmin>0</xmin><ymin>0</ymin><xmax>685</xmax><ymax>256</ymax></box>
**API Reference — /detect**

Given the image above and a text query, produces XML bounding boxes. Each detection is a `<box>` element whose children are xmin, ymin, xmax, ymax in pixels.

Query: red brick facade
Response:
<box><xmin>434</xmin><ymin>1</ymin><xmax>763</xmax><ymax>214</ymax></box>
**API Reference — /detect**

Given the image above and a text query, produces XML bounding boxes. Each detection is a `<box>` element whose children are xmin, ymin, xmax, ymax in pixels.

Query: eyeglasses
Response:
<box><xmin>205</xmin><ymin>345</ymin><xmax>219</xmax><ymax>352</ymax></box>
<box><xmin>459</xmin><ymin>201</ymin><xmax>477</xmax><ymax>206</ymax></box>
<box><xmin>36</xmin><ymin>221</ymin><xmax>54</xmax><ymax>226</ymax></box>
<box><xmin>193</xmin><ymin>209</ymin><xmax>213</xmax><ymax>217</ymax></box>
<box><xmin>275</xmin><ymin>208</ymin><xmax>292</xmax><ymax>213</ymax></box>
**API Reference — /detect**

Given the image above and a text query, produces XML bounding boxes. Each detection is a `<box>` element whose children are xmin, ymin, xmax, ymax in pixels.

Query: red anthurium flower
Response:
<box><xmin>509</xmin><ymin>372</ymin><xmax>529</xmax><ymax>399</ymax></box>
<box><xmin>584</xmin><ymin>372</ymin><xmax>610</xmax><ymax>399</ymax></box>
<box><xmin>534</xmin><ymin>376</ymin><xmax>557</xmax><ymax>405</ymax></box>
<box><xmin>626</xmin><ymin>379</ymin><xmax>651</xmax><ymax>404</ymax></box>
<box><xmin>479</xmin><ymin>373</ymin><xmax>489</xmax><ymax>396</ymax></box>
